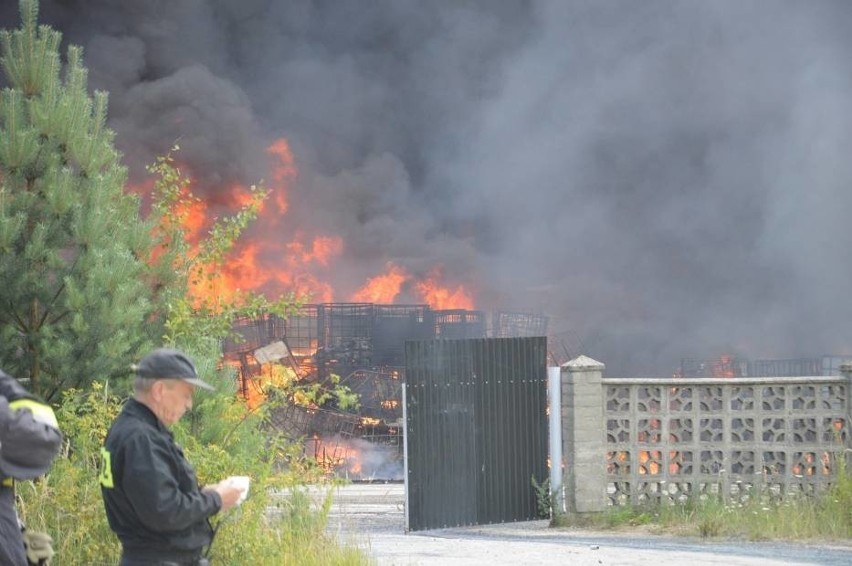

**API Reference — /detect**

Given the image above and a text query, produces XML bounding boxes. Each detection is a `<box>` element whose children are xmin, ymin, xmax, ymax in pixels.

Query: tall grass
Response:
<box><xmin>554</xmin><ymin>453</ymin><xmax>852</xmax><ymax>542</ymax></box>
<box><xmin>15</xmin><ymin>382</ymin><xmax>374</xmax><ymax>565</ymax></box>
<box><xmin>655</xmin><ymin>457</ymin><xmax>852</xmax><ymax>541</ymax></box>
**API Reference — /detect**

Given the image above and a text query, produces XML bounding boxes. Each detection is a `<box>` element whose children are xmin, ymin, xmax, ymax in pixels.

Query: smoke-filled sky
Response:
<box><xmin>3</xmin><ymin>0</ymin><xmax>852</xmax><ymax>376</ymax></box>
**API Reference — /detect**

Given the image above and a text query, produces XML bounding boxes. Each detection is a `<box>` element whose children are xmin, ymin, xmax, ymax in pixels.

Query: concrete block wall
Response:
<box><xmin>560</xmin><ymin>356</ymin><xmax>852</xmax><ymax>513</ymax></box>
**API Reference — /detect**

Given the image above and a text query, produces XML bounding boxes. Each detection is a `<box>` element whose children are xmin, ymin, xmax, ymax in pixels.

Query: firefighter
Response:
<box><xmin>100</xmin><ymin>348</ymin><xmax>244</xmax><ymax>565</ymax></box>
<box><xmin>0</xmin><ymin>369</ymin><xmax>63</xmax><ymax>566</ymax></box>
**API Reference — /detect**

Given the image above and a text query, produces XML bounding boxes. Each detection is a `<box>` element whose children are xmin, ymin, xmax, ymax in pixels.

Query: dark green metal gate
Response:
<box><xmin>404</xmin><ymin>336</ymin><xmax>549</xmax><ymax>531</ymax></box>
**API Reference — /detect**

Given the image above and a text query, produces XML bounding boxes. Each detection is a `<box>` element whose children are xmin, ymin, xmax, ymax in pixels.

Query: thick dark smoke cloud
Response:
<box><xmin>3</xmin><ymin>0</ymin><xmax>852</xmax><ymax>375</ymax></box>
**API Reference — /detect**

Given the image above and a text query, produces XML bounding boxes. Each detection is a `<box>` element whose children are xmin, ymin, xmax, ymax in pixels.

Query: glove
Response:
<box><xmin>23</xmin><ymin>529</ymin><xmax>54</xmax><ymax>566</ymax></box>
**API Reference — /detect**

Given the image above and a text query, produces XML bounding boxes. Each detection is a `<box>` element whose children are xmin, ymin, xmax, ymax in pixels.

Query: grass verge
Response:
<box><xmin>553</xmin><ymin>465</ymin><xmax>852</xmax><ymax>543</ymax></box>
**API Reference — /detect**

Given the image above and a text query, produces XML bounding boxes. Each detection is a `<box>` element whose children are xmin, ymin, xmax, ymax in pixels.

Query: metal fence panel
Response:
<box><xmin>405</xmin><ymin>337</ymin><xmax>548</xmax><ymax>531</ymax></box>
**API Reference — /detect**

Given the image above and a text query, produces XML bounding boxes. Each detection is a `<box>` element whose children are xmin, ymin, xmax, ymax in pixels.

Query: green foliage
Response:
<box><xmin>0</xmin><ymin>0</ymin><xmax>168</xmax><ymax>400</ymax></box>
<box><xmin>693</xmin><ymin>497</ymin><xmax>727</xmax><ymax>538</ymax></box>
<box><xmin>276</xmin><ymin>371</ymin><xmax>361</xmax><ymax>413</ymax></box>
<box><xmin>559</xmin><ymin>459</ymin><xmax>852</xmax><ymax>541</ymax></box>
<box><xmin>172</xmin><ymin>395</ymin><xmax>370</xmax><ymax>564</ymax></box>
<box><xmin>531</xmin><ymin>476</ymin><xmax>552</xmax><ymax>520</ymax></box>
<box><xmin>324</xmin><ymin>373</ymin><xmax>361</xmax><ymax>412</ymax></box>
<box><xmin>16</xmin><ymin>383</ymin><xmax>124</xmax><ymax>564</ymax></box>
<box><xmin>16</xmin><ymin>384</ymin><xmax>372</xmax><ymax>565</ymax></box>
<box><xmin>653</xmin><ymin>473</ymin><xmax>852</xmax><ymax>541</ymax></box>
<box><xmin>824</xmin><ymin>452</ymin><xmax>852</xmax><ymax>534</ymax></box>
<box><xmin>605</xmin><ymin>506</ymin><xmax>654</xmax><ymax>528</ymax></box>
<box><xmin>210</xmin><ymin>487</ymin><xmax>370</xmax><ymax>566</ymax></box>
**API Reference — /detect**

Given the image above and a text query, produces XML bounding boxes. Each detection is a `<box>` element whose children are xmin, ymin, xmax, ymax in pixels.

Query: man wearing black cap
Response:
<box><xmin>100</xmin><ymin>348</ymin><xmax>244</xmax><ymax>566</ymax></box>
<box><xmin>0</xmin><ymin>369</ymin><xmax>62</xmax><ymax>566</ymax></box>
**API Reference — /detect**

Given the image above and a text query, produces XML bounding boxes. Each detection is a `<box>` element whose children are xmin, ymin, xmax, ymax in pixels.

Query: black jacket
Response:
<box><xmin>100</xmin><ymin>398</ymin><xmax>221</xmax><ymax>557</ymax></box>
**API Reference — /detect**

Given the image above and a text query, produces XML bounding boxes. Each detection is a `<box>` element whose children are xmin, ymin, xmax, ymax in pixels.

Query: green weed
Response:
<box><xmin>558</xmin><ymin>461</ymin><xmax>852</xmax><ymax>543</ymax></box>
<box><xmin>15</xmin><ymin>383</ymin><xmax>373</xmax><ymax>565</ymax></box>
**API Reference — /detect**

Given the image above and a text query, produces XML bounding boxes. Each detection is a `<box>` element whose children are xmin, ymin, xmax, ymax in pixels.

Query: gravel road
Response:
<box><xmin>317</xmin><ymin>483</ymin><xmax>852</xmax><ymax>566</ymax></box>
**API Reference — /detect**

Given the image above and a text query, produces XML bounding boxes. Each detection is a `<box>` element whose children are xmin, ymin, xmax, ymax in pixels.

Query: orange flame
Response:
<box><xmin>159</xmin><ymin>140</ymin><xmax>344</xmax><ymax>305</ymax></box>
<box><xmin>286</xmin><ymin>234</ymin><xmax>343</xmax><ymax>267</ymax></box>
<box><xmin>344</xmin><ymin>444</ymin><xmax>363</xmax><ymax>476</ymax></box>
<box><xmin>349</xmin><ymin>263</ymin><xmax>475</xmax><ymax>309</ymax></box>
<box><xmin>136</xmin><ymin>137</ymin><xmax>476</xmax><ymax>310</ymax></box>
<box><xmin>351</xmin><ymin>263</ymin><xmax>408</xmax><ymax>303</ymax></box>
<box><xmin>414</xmin><ymin>266</ymin><xmax>474</xmax><ymax>309</ymax></box>
<box><xmin>310</xmin><ymin>437</ymin><xmax>364</xmax><ymax>477</ymax></box>
<box><xmin>175</xmin><ymin>192</ymin><xmax>207</xmax><ymax>244</ymax></box>
<box><xmin>266</xmin><ymin>138</ymin><xmax>295</xmax><ymax>214</ymax></box>
<box><xmin>712</xmin><ymin>355</ymin><xmax>736</xmax><ymax>378</ymax></box>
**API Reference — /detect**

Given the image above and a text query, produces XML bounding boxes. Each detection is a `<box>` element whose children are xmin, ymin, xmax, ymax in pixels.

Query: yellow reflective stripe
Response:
<box><xmin>1</xmin><ymin>478</ymin><xmax>12</xmax><ymax>488</ymax></box>
<box><xmin>99</xmin><ymin>448</ymin><xmax>114</xmax><ymax>488</ymax></box>
<box><xmin>8</xmin><ymin>399</ymin><xmax>59</xmax><ymax>429</ymax></box>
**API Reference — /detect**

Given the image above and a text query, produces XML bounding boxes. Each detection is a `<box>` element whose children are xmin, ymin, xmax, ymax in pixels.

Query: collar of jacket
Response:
<box><xmin>124</xmin><ymin>397</ymin><xmax>174</xmax><ymax>439</ymax></box>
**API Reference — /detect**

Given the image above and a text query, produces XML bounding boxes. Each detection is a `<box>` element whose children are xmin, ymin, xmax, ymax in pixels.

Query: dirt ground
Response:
<box><xmin>319</xmin><ymin>483</ymin><xmax>852</xmax><ymax>566</ymax></box>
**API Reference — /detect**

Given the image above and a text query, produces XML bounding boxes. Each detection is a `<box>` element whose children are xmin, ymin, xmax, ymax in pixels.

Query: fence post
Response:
<box><xmin>562</xmin><ymin>355</ymin><xmax>607</xmax><ymax>513</ymax></box>
<box><xmin>548</xmin><ymin>366</ymin><xmax>564</xmax><ymax>514</ymax></box>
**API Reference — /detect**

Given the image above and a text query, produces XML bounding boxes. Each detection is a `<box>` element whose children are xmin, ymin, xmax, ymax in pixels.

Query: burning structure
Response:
<box><xmin>13</xmin><ymin>0</ymin><xmax>852</xmax><ymax>434</ymax></box>
<box><xmin>222</xmin><ymin>303</ymin><xmax>548</xmax><ymax>479</ymax></box>
<box><xmin>678</xmin><ymin>355</ymin><xmax>850</xmax><ymax>378</ymax></box>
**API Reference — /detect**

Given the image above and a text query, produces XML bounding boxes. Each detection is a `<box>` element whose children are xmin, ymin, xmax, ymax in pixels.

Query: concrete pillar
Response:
<box><xmin>562</xmin><ymin>355</ymin><xmax>607</xmax><ymax>513</ymax></box>
<box><xmin>841</xmin><ymin>363</ymin><xmax>852</xmax><ymax>450</ymax></box>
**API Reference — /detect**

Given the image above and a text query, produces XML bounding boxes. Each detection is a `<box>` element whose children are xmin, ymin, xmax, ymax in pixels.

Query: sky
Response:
<box><xmin>2</xmin><ymin>0</ymin><xmax>851</xmax><ymax>376</ymax></box>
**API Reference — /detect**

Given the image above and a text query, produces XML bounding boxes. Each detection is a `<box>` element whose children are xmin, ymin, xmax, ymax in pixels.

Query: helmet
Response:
<box><xmin>0</xmin><ymin>371</ymin><xmax>62</xmax><ymax>480</ymax></box>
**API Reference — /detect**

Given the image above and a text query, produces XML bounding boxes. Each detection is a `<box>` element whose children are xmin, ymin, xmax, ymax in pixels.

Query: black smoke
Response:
<box><xmin>3</xmin><ymin>0</ymin><xmax>852</xmax><ymax>376</ymax></box>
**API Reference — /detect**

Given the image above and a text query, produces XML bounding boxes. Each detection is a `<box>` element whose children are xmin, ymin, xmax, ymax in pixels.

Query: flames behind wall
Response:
<box><xmin>223</xmin><ymin>304</ymin><xmax>548</xmax><ymax>479</ymax></box>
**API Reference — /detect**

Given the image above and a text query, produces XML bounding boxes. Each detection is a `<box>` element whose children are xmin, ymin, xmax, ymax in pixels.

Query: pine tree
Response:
<box><xmin>0</xmin><ymin>0</ymin><xmax>171</xmax><ymax>399</ymax></box>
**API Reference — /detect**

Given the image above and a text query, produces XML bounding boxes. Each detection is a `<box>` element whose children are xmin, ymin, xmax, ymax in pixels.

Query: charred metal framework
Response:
<box><xmin>433</xmin><ymin>309</ymin><xmax>488</xmax><ymax>339</ymax></box>
<box><xmin>316</xmin><ymin>303</ymin><xmax>374</xmax><ymax>381</ymax></box>
<box><xmin>283</xmin><ymin>304</ymin><xmax>320</xmax><ymax>358</ymax></box>
<box><xmin>492</xmin><ymin>311</ymin><xmax>549</xmax><ymax>338</ymax></box>
<box><xmin>373</xmin><ymin>305</ymin><xmax>433</xmax><ymax>366</ymax></box>
<box><xmin>679</xmin><ymin>357</ymin><xmax>751</xmax><ymax>378</ymax></box>
<box><xmin>223</xmin><ymin>313</ymin><xmax>288</xmax><ymax>399</ymax></box>
<box><xmin>220</xmin><ymin>303</ymin><xmax>549</xmax><ymax>479</ymax></box>
<box><xmin>680</xmin><ymin>356</ymin><xmax>850</xmax><ymax>378</ymax></box>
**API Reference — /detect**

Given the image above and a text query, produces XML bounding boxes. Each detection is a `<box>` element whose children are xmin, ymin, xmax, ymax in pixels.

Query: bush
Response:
<box><xmin>15</xmin><ymin>382</ymin><xmax>373</xmax><ymax>565</ymax></box>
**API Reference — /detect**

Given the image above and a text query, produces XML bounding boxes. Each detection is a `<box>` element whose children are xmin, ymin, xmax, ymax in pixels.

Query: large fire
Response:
<box><xmin>350</xmin><ymin>262</ymin><xmax>474</xmax><ymax>308</ymax></box>
<box><xmin>136</xmin><ymin>138</ymin><xmax>474</xmax><ymax>476</ymax></box>
<box><xmin>140</xmin><ymin>137</ymin><xmax>474</xmax><ymax>310</ymax></box>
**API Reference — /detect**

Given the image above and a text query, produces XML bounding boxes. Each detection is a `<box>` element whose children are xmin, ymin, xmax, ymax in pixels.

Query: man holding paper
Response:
<box><xmin>100</xmin><ymin>348</ymin><xmax>246</xmax><ymax>565</ymax></box>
